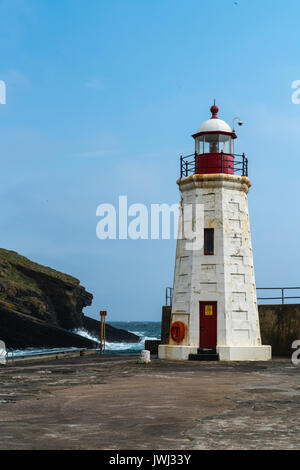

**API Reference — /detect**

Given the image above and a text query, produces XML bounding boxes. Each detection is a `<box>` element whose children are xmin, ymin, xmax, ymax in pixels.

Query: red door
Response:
<box><xmin>199</xmin><ymin>302</ymin><xmax>217</xmax><ymax>348</ymax></box>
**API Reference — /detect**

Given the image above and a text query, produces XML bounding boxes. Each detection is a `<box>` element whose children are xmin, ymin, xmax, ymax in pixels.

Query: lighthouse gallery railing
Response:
<box><xmin>180</xmin><ymin>152</ymin><xmax>248</xmax><ymax>178</ymax></box>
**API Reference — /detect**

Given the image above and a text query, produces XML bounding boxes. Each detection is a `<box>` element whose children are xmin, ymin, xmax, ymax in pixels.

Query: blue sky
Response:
<box><xmin>0</xmin><ymin>0</ymin><xmax>300</xmax><ymax>321</ymax></box>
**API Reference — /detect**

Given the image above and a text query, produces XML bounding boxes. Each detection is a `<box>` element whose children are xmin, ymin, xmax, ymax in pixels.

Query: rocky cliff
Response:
<box><xmin>0</xmin><ymin>249</ymin><xmax>139</xmax><ymax>349</ymax></box>
<box><xmin>0</xmin><ymin>249</ymin><xmax>92</xmax><ymax>329</ymax></box>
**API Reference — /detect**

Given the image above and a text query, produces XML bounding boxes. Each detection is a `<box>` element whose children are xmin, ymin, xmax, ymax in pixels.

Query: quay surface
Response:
<box><xmin>0</xmin><ymin>355</ymin><xmax>299</xmax><ymax>450</ymax></box>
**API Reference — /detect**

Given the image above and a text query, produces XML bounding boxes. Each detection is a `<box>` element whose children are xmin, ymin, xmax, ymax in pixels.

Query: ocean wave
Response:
<box><xmin>72</xmin><ymin>328</ymin><xmax>99</xmax><ymax>344</ymax></box>
<box><xmin>8</xmin><ymin>323</ymin><xmax>161</xmax><ymax>357</ymax></box>
<box><xmin>73</xmin><ymin>328</ymin><xmax>160</xmax><ymax>352</ymax></box>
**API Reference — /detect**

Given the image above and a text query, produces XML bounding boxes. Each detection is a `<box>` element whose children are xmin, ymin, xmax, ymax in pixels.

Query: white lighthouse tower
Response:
<box><xmin>159</xmin><ymin>103</ymin><xmax>271</xmax><ymax>361</ymax></box>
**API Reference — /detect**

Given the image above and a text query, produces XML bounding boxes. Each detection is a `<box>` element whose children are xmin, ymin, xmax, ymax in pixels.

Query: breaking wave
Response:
<box><xmin>7</xmin><ymin>322</ymin><xmax>161</xmax><ymax>358</ymax></box>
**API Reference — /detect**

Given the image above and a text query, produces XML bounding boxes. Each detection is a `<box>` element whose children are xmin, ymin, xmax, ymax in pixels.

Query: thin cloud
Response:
<box><xmin>85</xmin><ymin>77</ymin><xmax>103</xmax><ymax>90</ymax></box>
<box><xmin>72</xmin><ymin>151</ymin><xmax>107</xmax><ymax>158</ymax></box>
<box><xmin>1</xmin><ymin>69</ymin><xmax>30</xmax><ymax>90</ymax></box>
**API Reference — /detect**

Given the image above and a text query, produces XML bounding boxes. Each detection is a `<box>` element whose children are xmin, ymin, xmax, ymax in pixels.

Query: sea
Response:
<box><xmin>74</xmin><ymin>321</ymin><xmax>161</xmax><ymax>355</ymax></box>
<box><xmin>7</xmin><ymin>321</ymin><xmax>161</xmax><ymax>359</ymax></box>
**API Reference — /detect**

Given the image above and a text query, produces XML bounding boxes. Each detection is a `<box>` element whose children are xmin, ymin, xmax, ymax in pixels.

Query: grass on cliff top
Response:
<box><xmin>0</xmin><ymin>249</ymin><xmax>79</xmax><ymax>287</ymax></box>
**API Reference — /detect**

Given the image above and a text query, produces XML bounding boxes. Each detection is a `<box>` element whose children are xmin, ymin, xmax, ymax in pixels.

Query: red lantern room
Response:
<box><xmin>191</xmin><ymin>102</ymin><xmax>237</xmax><ymax>175</ymax></box>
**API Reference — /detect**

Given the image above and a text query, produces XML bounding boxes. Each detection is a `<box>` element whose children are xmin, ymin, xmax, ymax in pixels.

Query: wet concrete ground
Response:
<box><xmin>0</xmin><ymin>355</ymin><xmax>299</xmax><ymax>450</ymax></box>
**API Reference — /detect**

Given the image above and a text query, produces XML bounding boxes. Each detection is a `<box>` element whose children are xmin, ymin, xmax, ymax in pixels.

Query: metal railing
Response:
<box><xmin>166</xmin><ymin>286</ymin><xmax>300</xmax><ymax>306</ymax></box>
<box><xmin>256</xmin><ymin>287</ymin><xmax>300</xmax><ymax>305</ymax></box>
<box><xmin>166</xmin><ymin>287</ymin><xmax>174</xmax><ymax>306</ymax></box>
<box><xmin>166</xmin><ymin>287</ymin><xmax>173</xmax><ymax>307</ymax></box>
<box><xmin>180</xmin><ymin>152</ymin><xmax>248</xmax><ymax>178</ymax></box>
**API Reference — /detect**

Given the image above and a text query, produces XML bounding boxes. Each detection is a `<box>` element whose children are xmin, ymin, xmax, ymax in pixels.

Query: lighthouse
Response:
<box><xmin>159</xmin><ymin>103</ymin><xmax>271</xmax><ymax>361</ymax></box>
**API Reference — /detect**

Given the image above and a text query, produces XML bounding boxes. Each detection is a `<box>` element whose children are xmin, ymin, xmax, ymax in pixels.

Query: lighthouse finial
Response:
<box><xmin>210</xmin><ymin>100</ymin><xmax>219</xmax><ymax>119</ymax></box>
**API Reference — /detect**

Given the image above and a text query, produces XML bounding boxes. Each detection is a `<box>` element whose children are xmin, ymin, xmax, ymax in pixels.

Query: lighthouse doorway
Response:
<box><xmin>199</xmin><ymin>302</ymin><xmax>217</xmax><ymax>348</ymax></box>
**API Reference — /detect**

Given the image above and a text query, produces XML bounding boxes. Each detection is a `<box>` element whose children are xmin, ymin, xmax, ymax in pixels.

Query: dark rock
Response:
<box><xmin>83</xmin><ymin>316</ymin><xmax>140</xmax><ymax>343</ymax></box>
<box><xmin>0</xmin><ymin>302</ymin><xmax>97</xmax><ymax>349</ymax></box>
<box><xmin>0</xmin><ymin>248</ymin><xmax>92</xmax><ymax>330</ymax></box>
<box><xmin>0</xmin><ymin>248</ymin><xmax>139</xmax><ymax>349</ymax></box>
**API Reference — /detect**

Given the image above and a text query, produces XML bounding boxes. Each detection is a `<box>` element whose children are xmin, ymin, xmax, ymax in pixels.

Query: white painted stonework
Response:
<box><xmin>0</xmin><ymin>340</ymin><xmax>7</xmax><ymax>365</ymax></box>
<box><xmin>158</xmin><ymin>345</ymin><xmax>198</xmax><ymax>361</ymax></box>
<box><xmin>158</xmin><ymin>173</ymin><xmax>271</xmax><ymax>361</ymax></box>
<box><xmin>140</xmin><ymin>350</ymin><xmax>151</xmax><ymax>364</ymax></box>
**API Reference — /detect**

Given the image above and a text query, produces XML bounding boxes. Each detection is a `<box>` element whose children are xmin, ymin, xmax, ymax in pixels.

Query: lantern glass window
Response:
<box><xmin>195</xmin><ymin>136</ymin><xmax>204</xmax><ymax>154</ymax></box>
<box><xmin>204</xmin><ymin>134</ymin><xmax>218</xmax><ymax>154</ymax></box>
<box><xmin>196</xmin><ymin>134</ymin><xmax>232</xmax><ymax>155</ymax></box>
<box><xmin>219</xmin><ymin>134</ymin><xmax>232</xmax><ymax>154</ymax></box>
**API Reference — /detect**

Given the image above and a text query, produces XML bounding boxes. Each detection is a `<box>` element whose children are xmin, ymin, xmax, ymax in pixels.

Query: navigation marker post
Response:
<box><xmin>100</xmin><ymin>310</ymin><xmax>107</xmax><ymax>355</ymax></box>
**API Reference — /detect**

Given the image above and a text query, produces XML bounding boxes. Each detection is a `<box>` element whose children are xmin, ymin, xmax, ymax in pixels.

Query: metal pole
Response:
<box><xmin>100</xmin><ymin>311</ymin><xmax>107</xmax><ymax>354</ymax></box>
<box><xmin>282</xmin><ymin>289</ymin><xmax>285</xmax><ymax>305</ymax></box>
<box><xmin>100</xmin><ymin>311</ymin><xmax>103</xmax><ymax>354</ymax></box>
<box><xmin>180</xmin><ymin>156</ymin><xmax>183</xmax><ymax>179</ymax></box>
<box><xmin>103</xmin><ymin>314</ymin><xmax>106</xmax><ymax>354</ymax></box>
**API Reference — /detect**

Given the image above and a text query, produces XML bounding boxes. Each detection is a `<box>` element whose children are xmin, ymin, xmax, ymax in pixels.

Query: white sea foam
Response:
<box><xmin>73</xmin><ymin>328</ymin><xmax>160</xmax><ymax>352</ymax></box>
<box><xmin>73</xmin><ymin>328</ymin><xmax>99</xmax><ymax>344</ymax></box>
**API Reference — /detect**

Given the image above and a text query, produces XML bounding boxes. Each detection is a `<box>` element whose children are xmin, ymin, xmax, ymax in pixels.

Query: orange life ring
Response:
<box><xmin>170</xmin><ymin>321</ymin><xmax>185</xmax><ymax>343</ymax></box>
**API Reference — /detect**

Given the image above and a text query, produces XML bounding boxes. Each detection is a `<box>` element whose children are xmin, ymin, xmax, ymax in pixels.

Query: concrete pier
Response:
<box><xmin>0</xmin><ymin>355</ymin><xmax>299</xmax><ymax>449</ymax></box>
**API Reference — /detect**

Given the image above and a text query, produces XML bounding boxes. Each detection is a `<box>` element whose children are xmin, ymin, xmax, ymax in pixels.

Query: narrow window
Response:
<box><xmin>204</xmin><ymin>228</ymin><xmax>214</xmax><ymax>255</ymax></box>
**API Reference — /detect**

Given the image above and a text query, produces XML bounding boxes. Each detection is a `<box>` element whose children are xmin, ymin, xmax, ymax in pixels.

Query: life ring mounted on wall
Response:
<box><xmin>170</xmin><ymin>321</ymin><xmax>185</xmax><ymax>343</ymax></box>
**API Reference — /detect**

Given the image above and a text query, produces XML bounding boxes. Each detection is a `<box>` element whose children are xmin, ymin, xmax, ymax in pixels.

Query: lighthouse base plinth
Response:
<box><xmin>217</xmin><ymin>345</ymin><xmax>272</xmax><ymax>362</ymax></box>
<box><xmin>158</xmin><ymin>345</ymin><xmax>197</xmax><ymax>361</ymax></box>
<box><xmin>158</xmin><ymin>345</ymin><xmax>272</xmax><ymax>362</ymax></box>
